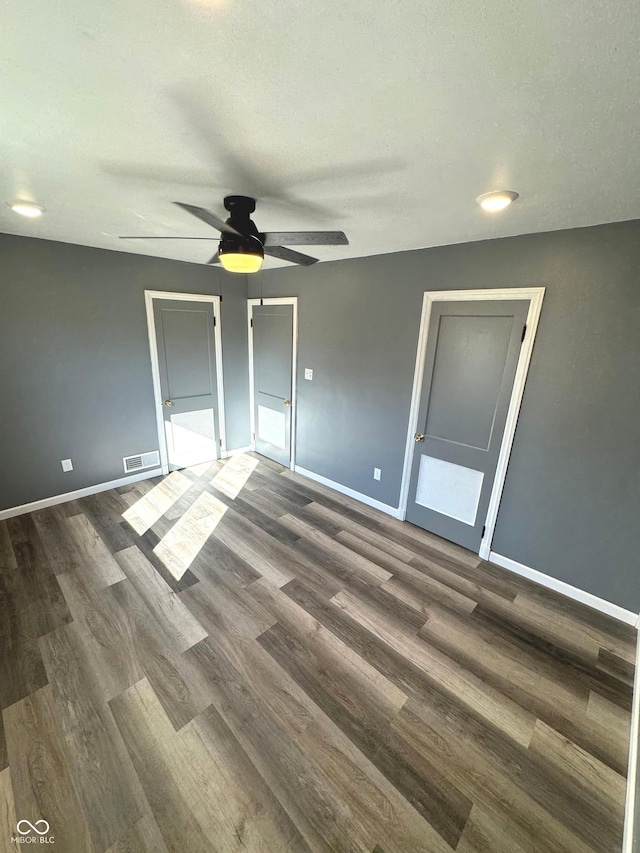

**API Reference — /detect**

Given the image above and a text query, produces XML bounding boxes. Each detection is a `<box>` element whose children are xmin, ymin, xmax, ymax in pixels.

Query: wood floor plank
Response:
<box><xmin>456</xmin><ymin>804</ymin><xmax>529</xmax><ymax>853</ymax></box>
<box><xmin>341</xmin><ymin>532</ymin><xmax>478</xmax><ymax>614</ymax></box>
<box><xmin>185</xmin><ymin>636</ymin><xmax>455</xmax><ymax>853</ymax></box>
<box><xmin>64</xmin><ymin>514</ymin><xmax>126</xmax><ymax>589</ymax></box>
<box><xmin>107</xmin><ymin>580</ymin><xmax>216</xmax><ymax>731</ymax></box>
<box><xmin>0</xmin><ymin>522</ymin><xmax>49</xmax><ymax>710</ymax></box>
<box><xmin>109</xmin><ymin>678</ymin><xmax>213</xmax><ymax>853</ymax></box>
<box><xmin>0</xmin><ymin>712</ymin><xmax>6</xmax><ymax>772</ymax></box>
<box><xmin>514</xmin><ymin>591</ymin><xmax>636</xmax><ymax>667</ymax></box>
<box><xmin>0</xmin><ymin>767</ymin><xmax>16</xmax><ymax>853</ymax></box>
<box><xmin>180</xmin><ymin>571</ymin><xmax>278</xmax><ymax>646</ymax></box>
<box><xmin>114</xmin><ymin>546</ymin><xmax>207</xmax><ymax>653</ymax></box>
<box><xmin>202</xmin><ymin>480</ymin><xmax>302</xmax><ymax>546</ymax></box>
<box><xmin>79</xmin><ymin>492</ymin><xmax>135</xmax><ymax>554</ymax></box>
<box><xmin>32</xmin><ymin>506</ymin><xmax>84</xmax><ymax>576</ymax></box>
<box><xmin>332</xmin><ymin>588</ymin><xmax>537</xmax><ymax>748</ymax></box>
<box><xmin>587</xmin><ymin>689</ymin><xmax>632</xmax><ymax>736</ymax></box>
<box><xmin>104</xmin><ymin>811</ymin><xmax>169</xmax><ymax>853</ymax></box>
<box><xmin>393</xmin><ymin>699</ymin><xmax>600</xmax><ymax>853</ymax></box>
<box><xmin>118</xmin><ymin>524</ymin><xmax>200</xmax><ymax>592</ymax></box>
<box><xmin>39</xmin><ymin>623</ymin><xmax>146</xmax><ymax>850</ymax></box>
<box><xmin>191</xmin><ymin>703</ymin><xmax>313</xmax><ymax>851</ymax></box>
<box><xmin>190</xmin><ymin>534</ymin><xmax>262</xmax><ymax>588</ymax></box>
<box><xmin>289</xmin><ymin>573</ymin><xmax>631</xmax><ymax>776</ymax></box>
<box><xmin>211</xmin><ymin>510</ymin><xmax>298</xmax><ymax>588</ymax></box>
<box><xmin>6</xmin><ymin>515</ymin><xmax>72</xmax><ymax>638</ymax></box>
<box><xmin>528</xmin><ymin>718</ymin><xmax>626</xmax><ymax>822</ymax></box>
<box><xmin>56</xmin><ymin>569</ymin><xmax>143</xmax><ymax>703</ymax></box>
<box><xmin>4</xmin><ymin>686</ymin><xmax>93</xmax><ymax>852</ymax></box>
<box><xmin>281</xmin><ymin>514</ymin><xmax>392</xmax><ymax>586</ymax></box>
<box><xmin>303</xmin><ymin>502</ymin><xmax>418</xmax><ymax>562</ymax></box>
<box><xmin>240</xmin><ymin>485</ymin><xmax>316</xmax><ymax>523</ymax></box>
<box><xmin>417</xmin><ymin>603</ymin><xmax>590</xmax><ymax>721</ymax></box>
<box><xmin>258</xmin><ymin>621</ymin><xmax>471</xmax><ymax>849</ymax></box>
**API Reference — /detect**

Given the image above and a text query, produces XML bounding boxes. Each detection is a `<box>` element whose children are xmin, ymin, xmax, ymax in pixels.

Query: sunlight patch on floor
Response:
<box><xmin>122</xmin><ymin>470</ymin><xmax>193</xmax><ymax>535</ymax></box>
<box><xmin>210</xmin><ymin>454</ymin><xmax>258</xmax><ymax>499</ymax></box>
<box><xmin>153</xmin><ymin>490</ymin><xmax>228</xmax><ymax>579</ymax></box>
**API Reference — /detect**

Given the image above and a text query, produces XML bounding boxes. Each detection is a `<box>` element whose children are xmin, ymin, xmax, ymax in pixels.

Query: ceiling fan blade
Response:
<box><xmin>264</xmin><ymin>246</ymin><xmax>318</xmax><ymax>266</ymax></box>
<box><xmin>206</xmin><ymin>252</ymin><xmax>220</xmax><ymax>265</ymax></box>
<box><xmin>174</xmin><ymin>202</ymin><xmax>242</xmax><ymax>236</ymax></box>
<box><xmin>262</xmin><ymin>231</ymin><xmax>348</xmax><ymax>247</ymax></box>
<box><xmin>119</xmin><ymin>236</ymin><xmax>220</xmax><ymax>240</ymax></box>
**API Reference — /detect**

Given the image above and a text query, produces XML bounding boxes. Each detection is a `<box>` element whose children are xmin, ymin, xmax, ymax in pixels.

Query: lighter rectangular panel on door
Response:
<box><xmin>415</xmin><ymin>456</ymin><xmax>484</xmax><ymax>525</ymax></box>
<box><xmin>425</xmin><ymin>314</ymin><xmax>513</xmax><ymax>450</ymax></box>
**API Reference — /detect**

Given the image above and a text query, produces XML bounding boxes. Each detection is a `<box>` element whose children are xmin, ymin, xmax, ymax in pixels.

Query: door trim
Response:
<box><xmin>398</xmin><ymin>287</ymin><xmax>545</xmax><ymax>558</ymax></box>
<box><xmin>144</xmin><ymin>290</ymin><xmax>226</xmax><ymax>474</ymax></box>
<box><xmin>247</xmin><ymin>297</ymin><xmax>298</xmax><ymax>471</ymax></box>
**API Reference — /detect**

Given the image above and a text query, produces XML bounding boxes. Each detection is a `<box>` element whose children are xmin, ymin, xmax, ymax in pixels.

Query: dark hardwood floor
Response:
<box><xmin>0</xmin><ymin>452</ymin><xmax>635</xmax><ymax>851</ymax></box>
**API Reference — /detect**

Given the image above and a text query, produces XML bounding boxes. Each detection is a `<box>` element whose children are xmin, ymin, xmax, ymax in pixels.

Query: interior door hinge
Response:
<box><xmin>481</xmin><ymin>525</ymin><xmax>486</xmax><ymax>539</ymax></box>
<box><xmin>213</xmin><ymin>316</ymin><xmax>217</xmax><ymax>327</ymax></box>
<box><xmin>521</xmin><ymin>323</ymin><xmax>527</xmax><ymax>343</ymax></box>
<box><xmin>250</xmin><ymin>318</ymin><xmax>253</xmax><ymax>328</ymax></box>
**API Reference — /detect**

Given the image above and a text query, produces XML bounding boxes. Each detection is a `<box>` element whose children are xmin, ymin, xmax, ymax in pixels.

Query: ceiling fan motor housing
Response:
<box><xmin>220</xmin><ymin>195</ymin><xmax>264</xmax><ymax>258</ymax></box>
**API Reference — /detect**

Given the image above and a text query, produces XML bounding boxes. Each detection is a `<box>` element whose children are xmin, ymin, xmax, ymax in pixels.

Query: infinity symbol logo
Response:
<box><xmin>16</xmin><ymin>819</ymin><xmax>50</xmax><ymax>836</ymax></box>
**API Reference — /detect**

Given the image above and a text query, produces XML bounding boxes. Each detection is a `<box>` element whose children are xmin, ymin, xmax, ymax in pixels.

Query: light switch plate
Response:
<box><xmin>373</xmin><ymin>467</ymin><xmax>381</xmax><ymax>481</ymax></box>
<box><xmin>61</xmin><ymin>459</ymin><xmax>73</xmax><ymax>472</ymax></box>
<box><xmin>304</xmin><ymin>368</ymin><xmax>313</xmax><ymax>381</ymax></box>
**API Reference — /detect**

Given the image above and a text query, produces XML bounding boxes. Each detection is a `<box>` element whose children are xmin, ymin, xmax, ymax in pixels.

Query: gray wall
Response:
<box><xmin>0</xmin><ymin>233</ymin><xmax>250</xmax><ymax>511</ymax></box>
<box><xmin>250</xmin><ymin>220</ymin><xmax>640</xmax><ymax>610</ymax></box>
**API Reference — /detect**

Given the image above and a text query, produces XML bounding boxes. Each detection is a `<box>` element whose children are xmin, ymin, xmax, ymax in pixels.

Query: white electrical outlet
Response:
<box><xmin>304</xmin><ymin>368</ymin><xmax>313</xmax><ymax>380</ymax></box>
<box><xmin>61</xmin><ymin>459</ymin><xmax>73</xmax><ymax>472</ymax></box>
<box><xmin>373</xmin><ymin>467</ymin><xmax>381</xmax><ymax>481</ymax></box>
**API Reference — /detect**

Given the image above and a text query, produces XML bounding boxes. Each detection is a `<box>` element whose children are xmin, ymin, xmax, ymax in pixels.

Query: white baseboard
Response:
<box><xmin>0</xmin><ymin>468</ymin><xmax>165</xmax><ymax>521</ymax></box>
<box><xmin>221</xmin><ymin>446</ymin><xmax>252</xmax><ymax>459</ymax></box>
<box><xmin>623</xmin><ymin>629</ymin><xmax>640</xmax><ymax>851</ymax></box>
<box><xmin>293</xmin><ymin>465</ymin><xmax>403</xmax><ymax>519</ymax></box>
<box><xmin>489</xmin><ymin>551</ymin><xmax>638</xmax><ymax>626</ymax></box>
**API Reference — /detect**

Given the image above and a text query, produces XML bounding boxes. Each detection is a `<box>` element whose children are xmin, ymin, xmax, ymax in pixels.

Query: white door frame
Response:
<box><xmin>247</xmin><ymin>297</ymin><xmax>298</xmax><ymax>471</ymax></box>
<box><xmin>145</xmin><ymin>290</ymin><xmax>226</xmax><ymax>475</ymax></box>
<box><xmin>399</xmin><ymin>287</ymin><xmax>545</xmax><ymax>559</ymax></box>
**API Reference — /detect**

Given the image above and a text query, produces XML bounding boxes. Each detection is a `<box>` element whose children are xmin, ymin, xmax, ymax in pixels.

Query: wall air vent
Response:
<box><xmin>123</xmin><ymin>450</ymin><xmax>161</xmax><ymax>474</ymax></box>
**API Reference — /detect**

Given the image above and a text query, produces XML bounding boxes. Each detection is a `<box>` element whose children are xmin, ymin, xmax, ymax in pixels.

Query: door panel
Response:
<box><xmin>425</xmin><ymin>314</ymin><xmax>513</xmax><ymax>449</ymax></box>
<box><xmin>406</xmin><ymin>299</ymin><xmax>529</xmax><ymax>551</ymax></box>
<box><xmin>154</xmin><ymin>300</ymin><xmax>220</xmax><ymax>470</ymax></box>
<box><xmin>252</xmin><ymin>304</ymin><xmax>294</xmax><ymax>466</ymax></box>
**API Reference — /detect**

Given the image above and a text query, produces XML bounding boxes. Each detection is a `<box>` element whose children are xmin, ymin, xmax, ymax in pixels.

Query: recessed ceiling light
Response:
<box><xmin>477</xmin><ymin>191</ymin><xmax>519</xmax><ymax>213</ymax></box>
<box><xmin>8</xmin><ymin>201</ymin><xmax>46</xmax><ymax>218</ymax></box>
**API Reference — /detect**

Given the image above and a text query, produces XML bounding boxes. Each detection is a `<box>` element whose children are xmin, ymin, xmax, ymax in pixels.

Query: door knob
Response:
<box><xmin>414</xmin><ymin>433</ymin><xmax>425</xmax><ymax>442</ymax></box>
<box><xmin>282</xmin><ymin>400</ymin><xmax>292</xmax><ymax>407</ymax></box>
<box><xmin>165</xmin><ymin>400</ymin><xmax>173</xmax><ymax>407</ymax></box>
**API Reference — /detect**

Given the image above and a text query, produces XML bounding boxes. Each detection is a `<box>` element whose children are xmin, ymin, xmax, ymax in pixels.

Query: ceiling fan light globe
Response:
<box><xmin>219</xmin><ymin>249</ymin><xmax>263</xmax><ymax>273</ymax></box>
<box><xmin>218</xmin><ymin>232</ymin><xmax>264</xmax><ymax>274</ymax></box>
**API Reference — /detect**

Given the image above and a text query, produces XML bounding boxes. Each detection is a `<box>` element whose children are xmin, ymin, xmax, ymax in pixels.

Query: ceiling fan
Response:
<box><xmin>120</xmin><ymin>195</ymin><xmax>348</xmax><ymax>273</ymax></box>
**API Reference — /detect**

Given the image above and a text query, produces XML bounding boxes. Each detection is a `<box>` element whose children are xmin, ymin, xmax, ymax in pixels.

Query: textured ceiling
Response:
<box><xmin>1</xmin><ymin>0</ymin><xmax>640</xmax><ymax>269</ymax></box>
